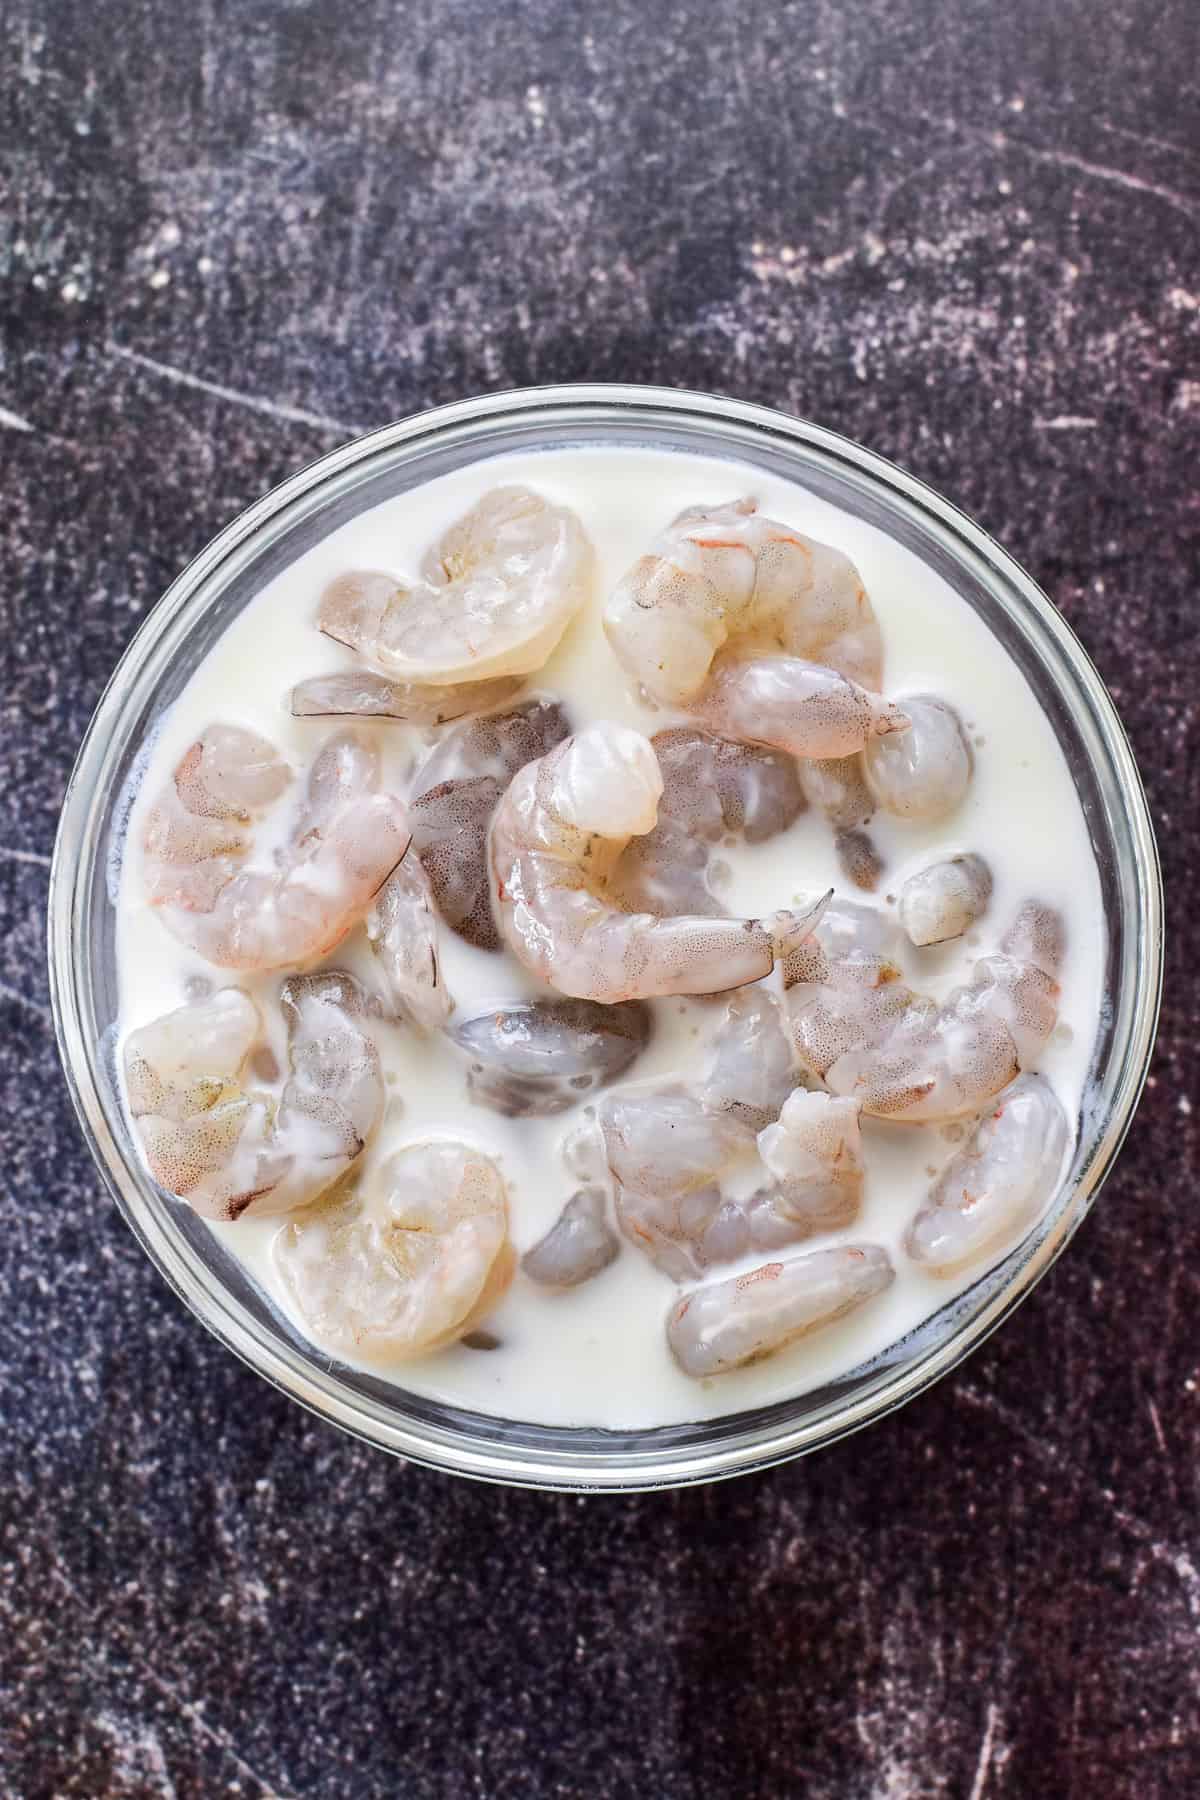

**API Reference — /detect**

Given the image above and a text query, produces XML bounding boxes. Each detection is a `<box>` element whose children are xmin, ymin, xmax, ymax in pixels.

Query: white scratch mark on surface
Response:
<box><xmin>0</xmin><ymin>404</ymin><xmax>36</xmax><ymax>433</ymax></box>
<box><xmin>1002</xmin><ymin>138</ymin><xmax>1198</xmax><ymax>219</ymax></box>
<box><xmin>958</xmin><ymin>1384</ymin><xmax>1200</xmax><ymax>1621</ymax></box>
<box><xmin>44</xmin><ymin>1558</ymin><xmax>299</xmax><ymax>1799</ymax></box>
<box><xmin>967</xmin><ymin>1702</ymin><xmax>1001</xmax><ymax>1800</ymax></box>
<box><xmin>0</xmin><ymin>845</ymin><xmax>52</xmax><ymax>868</ymax></box>
<box><xmin>106</xmin><ymin>342</ymin><xmax>365</xmax><ymax>438</ymax></box>
<box><xmin>1148</xmin><ymin>1397</ymin><xmax>1169</xmax><ymax>1459</ymax></box>
<box><xmin>1035</xmin><ymin>415</ymin><xmax>1099</xmax><ymax>431</ymax></box>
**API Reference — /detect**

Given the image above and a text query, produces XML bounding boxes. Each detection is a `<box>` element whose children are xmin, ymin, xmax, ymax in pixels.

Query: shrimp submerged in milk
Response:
<box><xmin>124</xmin><ymin>975</ymin><xmax>383</xmax><ymax>1220</ymax></box>
<box><xmin>604</xmin><ymin>500</ymin><xmax>907</xmax><ymax>755</ymax></box>
<box><xmin>489</xmin><ymin>721</ymin><xmax>828</xmax><ymax>1002</ymax></box>
<box><xmin>143</xmin><ymin>727</ymin><xmax>410</xmax><ymax>971</ymax></box>
<box><xmin>275</xmin><ymin>1141</ymin><xmax>513</xmax><ymax>1357</ymax></box>
<box><xmin>784</xmin><ymin>899</ymin><xmax>1064</xmax><ymax>1121</ymax></box>
<box><xmin>318</xmin><ymin>486</ymin><xmax>593</xmax><ymax>684</ymax></box>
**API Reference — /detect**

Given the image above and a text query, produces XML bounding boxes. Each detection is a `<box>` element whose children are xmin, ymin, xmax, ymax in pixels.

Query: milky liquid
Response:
<box><xmin>114</xmin><ymin>446</ymin><xmax>1105</xmax><ymax>1428</ymax></box>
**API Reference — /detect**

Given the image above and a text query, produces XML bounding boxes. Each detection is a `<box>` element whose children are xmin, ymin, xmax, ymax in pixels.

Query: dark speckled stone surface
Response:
<box><xmin>3</xmin><ymin>1</ymin><xmax>1198</xmax><ymax>1794</ymax></box>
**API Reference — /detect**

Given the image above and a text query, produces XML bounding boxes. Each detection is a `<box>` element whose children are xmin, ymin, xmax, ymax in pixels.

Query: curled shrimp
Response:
<box><xmin>614</xmin><ymin>727</ymin><xmax>805</xmax><ymax>918</ymax></box>
<box><xmin>863</xmin><ymin>695</ymin><xmax>972</xmax><ymax>821</ymax></box>
<box><xmin>905</xmin><ymin>1073</ymin><xmax>1070</xmax><ymax>1275</ymax></box>
<box><xmin>143</xmin><ymin>727</ymin><xmax>410</xmax><ymax>971</ymax></box>
<box><xmin>489</xmin><ymin>720</ymin><xmax>829</xmax><ymax>1002</ymax></box>
<box><xmin>604</xmin><ymin>499</ymin><xmax>905</xmax><ymax>754</ymax></box>
<box><xmin>667</xmin><ymin>1244</ymin><xmax>895</xmax><ymax>1378</ymax></box>
<box><xmin>274</xmin><ymin>1141</ymin><xmax>513</xmax><ymax>1357</ymax></box>
<box><xmin>410</xmin><ymin>697</ymin><xmax>569</xmax><ymax>950</ymax></box>
<box><xmin>599</xmin><ymin>1080</ymin><xmax>864</xmax><ymax>1280</ymax></box>
<box><xmin>317</xmin><ymin>486</ymin><xmax>593</xmax><ymax>684</ymax></box>
<box><xmin>784</xmin><ymin>899</ymin><xmax>1063</xmax><ymax>1121</ymax></box>
<box><xmin>124</xmin><ymin>974</ymin><xmax>383</xmax><ymax>1220</ymax></box>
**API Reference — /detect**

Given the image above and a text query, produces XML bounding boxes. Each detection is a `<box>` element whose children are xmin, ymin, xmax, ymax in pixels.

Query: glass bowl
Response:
<box><xmin>48</xmin><ymin>385</ymin><xmax>1162</xmax><ymax>1491</ymax></box>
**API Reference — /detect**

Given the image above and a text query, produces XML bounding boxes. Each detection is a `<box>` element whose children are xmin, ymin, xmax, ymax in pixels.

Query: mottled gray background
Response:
<box><xmin>2</xmin><ymin>0</ymin><xmax>1198</xmax><ymax>1795</ymax></box>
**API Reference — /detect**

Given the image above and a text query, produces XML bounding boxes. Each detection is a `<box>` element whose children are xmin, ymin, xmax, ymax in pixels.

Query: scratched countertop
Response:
<box><xmin>3</xmin><ymin>2</ymin><xmax>1198</xmax><ymax>1795</ymax></box>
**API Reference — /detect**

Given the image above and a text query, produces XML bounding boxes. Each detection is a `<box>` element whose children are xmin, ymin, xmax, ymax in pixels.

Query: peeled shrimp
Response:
<box><xmin>143</xmin><ymin>726</ymin><xmax>410</xmax><ymax>971</ymax></box>
<box><xmin>453</xmin><ymin>997</ymin><xmax>651</xmax><ymax>1117</ymax></box>
<box><xmin>863</xmin><ymin>695</ymin><xmax>971</xmax><ymax>821</ymax></box>
<box><xmin>274</xmin><ymin>1141</ymin><xmax>513</xmax><ymax>1357</ymax></box>
<box><xmin>124</xmin><ymin>975</ymin><xmax>382</xmax><ymax>1220</ymax></box>
<box><xmin>598</xmin><ymin>1082</ymin><xmax>861</xmax><ymax>1280</ymax></box>
<box><xmin>291</xmin><ymin>669</ymin><xmax>521</xmax><ymax>725</ymax></box>
<box><xmin>605</xmin><ymin>498</ymin><xmax>904</xmax><ymax>754</ymax></box>
<box><xmin>702</xmin><ymin>987</ymin><xmax>800</xmax><ymax>1130</ymax></box>
<box><xmin>521</xmin><ymin>1188</ymin><xmax>620</xmax><ymax>1288</ymax></box>
<box><xmin>317</xmin><ymin>486</ymin><xmax>593</xmax><ymax>684</ymax></box>
<box><xmin>489</xmin><ymin>720</ymin><xmax>828</xmax><ymax>1002</ymax></box>
<box><xmin>667</xmin><ymin>1244</ymin><xmax>895</xmax><ymax>1378</ymax></box>
<box><xmin>614</xmin><ymin>727</ymin><xmax>804</xmax><ymax>918</ymax></box>
<box><xmin>905</xmin><ymin>1074</ymin><xmax>1070</xmax><ymax>1275</ymax></box>
<box><xmin>605</xmin><ymin>498</ymin><xmax>884</xmax><ymax>696</ymax></box>
<box><xmin>410</xmin><ymin>697</ymin><xmax>569</xmax><ymax>951</ymax></box>
<box><xmin>899</xmin><ymin>853</ymin><xmax>992</xmax><ymax>948</ymax></box>
<box><xmin>785</xmin><ymin>899</ymin><xmax>1063</xmax><ymax>1121</ymax></box>
<box><xmin>367</xmin><ymin>857</ymin><xmax>453</xmax><ymax>1030</ymax></box>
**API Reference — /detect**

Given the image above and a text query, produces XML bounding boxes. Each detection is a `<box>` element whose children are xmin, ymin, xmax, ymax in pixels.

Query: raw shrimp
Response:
<box><xmin>489</xmin><ymin>720</ymin><xmax>829</xmax><ymax>1002</ymax></box>
<box><xmin>695</xmin><ymin>656</ymin><xmax>909</xmax><ymax>759</ymax></box>
<box><xmin>598</xmin><ymin>1081</ymin><xmax>860</xmax><ymax>1280</ymax></box>
<box><xmin>899</xmin><ymin>854</ymin><xmax>992</xmax><ymax>948</ymax></box>
<box><xmin>863</xmin><ymin>695</ymin><xmax>972</xmax><ymax>821</ymax></box>
<box><xmin>410</xmin><ymin>697</ymin><xmax>569</xmax><ymax>950</ymax></box>
<box><xmin>317</xmin><ymin>486</ymin><xmax>593</xmax><ymax>684</ymax></box>
<box><xmin>785</xmin><ymin>900</ymin><xmax>1063</xmax><ymax>1121</ymax></box>
<box><xmin>521</xmin><ymin>1188</ymin><xmax>620</xmax><ymax>1288</ymax></box>
<box><xmin>702</xmin><ymin>987</ymin><xmax>800</xmax><ymax>1130</ymax></box>
<box><xmin>614</xmin><ymin>727</ymin><xmax>804</xmax><ymax>917</ymax></box>
<box><xmin>453</xmin><ymin>998</ymin><xmax>651</xmax><ymax>1117</ymax></box>
<box><xmin>798</xmin><ymin>754</ymin><xmax>885</xmax><ymax>892</ymax></box>
<box><xmin>605</xmin><ymin>498</ymin><xmax>885</xmax><ymax>698</ymax></box>
<box><xmin>667</xmin><ymin>1244</ymin><xmax>895</xmax><ymax>1378</ymax></box>
<box><xmin>291</xmin><ymin>669</ymin><xmax>521</xmax><ymax>725</ymax></box>
<box><xmin>367</xmin><ymin>858</ymin><xmax>453</xmax><ymax>1030</ymax></box>
<box><xmin>274</xmin><ymin>1141</ymin><xmax>513</xmax><ymax>1357</ymax></box>
<box><xmin>124</xmin><ymin>974</ymin><xmax>383</xmax><ymax>1220</ymax></box>
<box><xmin>143</xmin><ymin>726</ymin><xmax>410</xmax><ymax>971</ymax></box>
<box><xmin>905</xmin><ymin>1074</ymin><xmax>1070</xmax><ymax>1275</ymax></box>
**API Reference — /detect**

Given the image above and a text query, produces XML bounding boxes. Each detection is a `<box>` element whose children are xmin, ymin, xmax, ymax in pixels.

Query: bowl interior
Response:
<box><xmin>50</xmin><ymin>388</ymin><xmax>1161</xmax><ymax>1488</ymax></box>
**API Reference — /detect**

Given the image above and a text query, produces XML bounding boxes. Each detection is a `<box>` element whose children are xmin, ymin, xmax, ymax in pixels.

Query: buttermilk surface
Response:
<box><xmin>115</xmin><ymin>446</ymin><xmax>1105</xmax><ymax>1429</ymax></box>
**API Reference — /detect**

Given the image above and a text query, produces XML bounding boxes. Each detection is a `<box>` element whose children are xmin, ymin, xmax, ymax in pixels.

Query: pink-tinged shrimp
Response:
<box><xmin>604</xmin><ymin>498</ymin><xmax>905</xmax><ymax>753</ymax></box>
<box><xmin>143</xmin><ymin>727</ymin><xmax>410</xmax><ymax>971</ymax></box>
<box><xmin>614</xmin><ymin>727</ymin><xmax>805</xmax><ymax>918</ymax></box>
<box><xmin>274</xmin><ymin>1141</ymin><xmax>513</xmax><ymax>1357</ymax></box>
<box><xmin>667</xmin><ymin>1244</ymin><xmax>895</xmax><ymax>1378</ymax></box>
<box><xmin>318</xmin><ymin>486</ymin><xmax>593</xmax><ymax>684</ymax></box>
<box><xmin>488</xmin><ymin>721</ymin><xmax>829</xmax><ymax>1002</ymax></box>
<box><xmin>784</xmin><ymin>899</ymin><xmax>1064</xmax><ymax>1121</ymax></box>
<box><xmin>124</xmin><ymin>974</ymin><xmax>383</xmax><ymax>1220</ymax></box>
<box><xmin>597</xmin><ymin>1081</ymin><xmax>861</xmax><ymax>1281</ymax></box>
<box><xmin>905</xmin><ymin>1074</ymin><xmax>1071</xmax><ymax>1275</ymax></box>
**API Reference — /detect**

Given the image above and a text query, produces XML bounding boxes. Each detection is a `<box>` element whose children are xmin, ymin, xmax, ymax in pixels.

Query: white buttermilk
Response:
<box><xmin>114</xmin><ymin>446</ymin><xmax>1105</xmax><ymax>1428</ymax></box>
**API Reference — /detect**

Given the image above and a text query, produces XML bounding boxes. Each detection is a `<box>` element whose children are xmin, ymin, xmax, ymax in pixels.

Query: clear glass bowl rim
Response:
<box><xmin>48</xmin><ymin>382</ymin><xmax>1163</xmax><ymax>1491</ymax></box>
